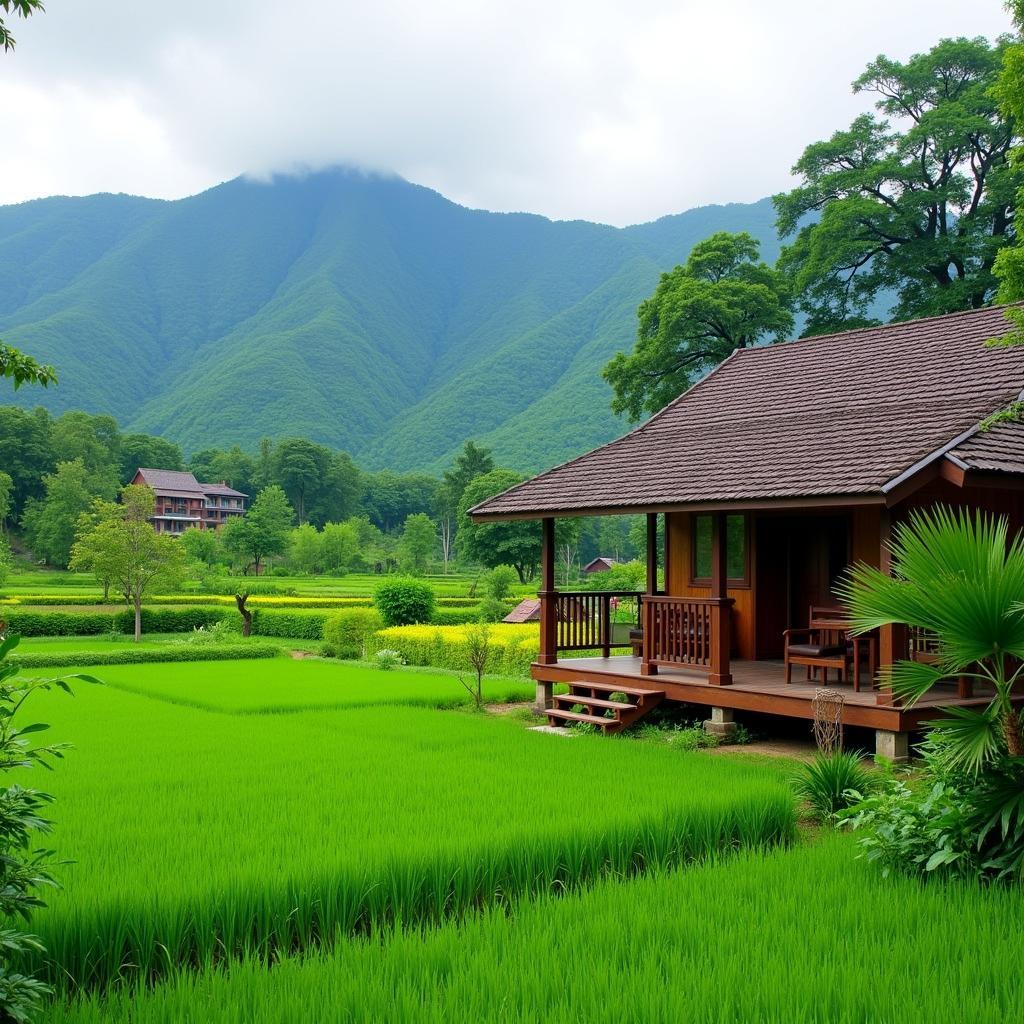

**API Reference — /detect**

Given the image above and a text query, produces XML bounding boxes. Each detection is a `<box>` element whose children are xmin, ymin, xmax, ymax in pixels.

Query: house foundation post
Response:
<box><xmin>538</xmin><ymin>517</ymin><xmax>558</xmax><ymax>666</ymax></box>
<box><xmin>875</xmin><ymin>729</ymin><xmax>910</xmax><ymax>763</ymax></box>
<box><xmin>534</xmin><ymin>679</ymin><xmax>554</xmax><ymax>713</ymax></box>
<box><xmin>703</xmin><ymin>706</ymin><xmax>737</xmax><ymax>739</ymax></box>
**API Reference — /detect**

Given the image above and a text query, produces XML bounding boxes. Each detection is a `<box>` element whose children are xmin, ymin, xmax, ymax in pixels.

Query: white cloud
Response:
<box><xmin>0</xmin><ymin>0</ymin><xmax>1013</xmax><ymax>224</ymax></box>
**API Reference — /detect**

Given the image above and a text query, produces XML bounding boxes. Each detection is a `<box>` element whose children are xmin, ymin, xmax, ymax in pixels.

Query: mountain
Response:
<box><xmin>0</xmin><ymin>170</ymin><xmax>782</xmax><ymax>473</ymax></box>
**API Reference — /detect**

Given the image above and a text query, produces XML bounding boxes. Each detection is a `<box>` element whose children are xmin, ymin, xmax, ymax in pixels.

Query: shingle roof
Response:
<box><xmin>199</xmin><ymin>482</ymin><xmax>248</xmax><ymax>498</ymax></box>
<box><xmin>950</xmin><ymin>420</ymin><xmax>1024</xmax><ymax>476</ymax></box>
<box><xmin>134</xmin><ymin>468</ymin><xmax>204</xmax><ymax>498</ymax></box>
<box><xmin>471</xmin><ymin>305</ymin><xmax>1024</xmax><ymax>519</ymax></box>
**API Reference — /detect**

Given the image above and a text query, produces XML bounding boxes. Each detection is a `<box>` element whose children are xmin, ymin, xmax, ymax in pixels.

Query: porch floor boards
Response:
<box><xmin>533</xmin><ymin>656</ymin><xmax>998</xmax><ymax>733</ymax></box>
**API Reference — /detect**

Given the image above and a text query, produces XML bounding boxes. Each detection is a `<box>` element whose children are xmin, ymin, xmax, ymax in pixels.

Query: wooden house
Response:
<box><xmin>470</xmin><ymin>306</ymin><xmax>1024</xmax><ymax>758</ymax></box>
<box><xmin>131</xmin><ymin>469</ymin><xmax>248</xmax><ymax>533</ymax></box>
<box><xmin>582</xmin><ymin>556</ymin><xmax>618</xmax><ymax>574</ymax></box>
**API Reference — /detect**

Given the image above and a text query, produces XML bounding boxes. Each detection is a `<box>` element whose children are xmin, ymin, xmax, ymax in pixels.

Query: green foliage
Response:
<box><xmin>10</xmin><ymin>644</ymin><xmax>280</xmax><ymax>669</ymax></box>
<box><xmin>367</xmin><ymin>625</ymin><xmax>537</xmax><ymax>676</ymax></box>
<box><xmin>220</xmin><ymin>485</ymin><xmax>294</xmax><ymax>575</ymax></box>
<box><xmin>373</xmin><ymin>648</ymin><xmax>404</xmax><ymax>671</ymax></box>
<box><xmin>0</xmin><ymin>408</ymin><xmax>53</xmax><ymax>522</ymax></box>
<box><xmin>322</xmin><ymin>608</ymin><xmax>383</xmax><ymax>659</ymax></box>
<box><xmin>249</xmin><ymin>609</ymin><xmax>331</xmax><ymax>640</ymax></box>
<box><xmin>429</xmin><ymin>606</ymin><xmax>489</xmax><ymax>626</ymax></box>
<box><xmin>0</xmin><ymin>534</ymin><xmax>10</xmax><ymax>591</ymax></box>
<box><xmin>21</xmin><ymin>460</ymin><xmax>95</xmax><ymax>568</ymax></box>
<box><xmin>792</xmin><ymin>750</ymin><xmax>875</xmax><ymax>823</ymax></box>
<box><xmin>457</xmin><ymin>621</ymin><xmax>491</xmax><ymax>710</ymax></box>
<box><xmin>287</xmin><ymin>523</ymin><xmax>322</xmax><ymax>575</ymax></box>
<box><xmin>457</xmin><ymin>470</ymin><xmax>537</xmax><ymax>582</ymax></box>
<box><xmin>482</xmin><ymin>564</ymin><xmax>518</xmax><ymax>602</ymax></box>
<box><xmin>118</xmin><ymin>434</ymin><xmax>184</xmax><ymax>485</ymax></box>
<box><xmin>0</xmin><ymin>341</ymin><xmax>55</xmax><ymax>389</ymax></box>
<box><xmin>581</xmin><ymin>559</ymin><xmax>647</xmax><ymax>592</ymax></box>
<box><xmin>397</xmin><ymin>512</ymin><xmax>436</xmax><ymax>575</ymax></box>
<box><xmin>839</xmin><ymin>506</ymin><xmax>1024</xmax><ymax>771</ymax></box>
<box><xmin>179</xmin><ymin>527</ymin><xmax>220</xmax><ymax>568</ymax></box>
<box><xmin>373</xmin><ymin>576</ymin><xmax>436</xmax><ymax>627</ymax></box>
<box><xmin>776</xmin><ymin>37</ymin><xmax>1018</xmax><ymax>334</ymax></box>
<box><xmin>48</xmin><ymin>412</ymin><xmax>120</xmax><ymax>499</ymax></box>
<box><xmin>0</xmin><ymin>1</ymin><xmax>44</xmax><ymax>53</ymax></box>
<box><xmin>603</xmin><ymin>232</ymin><xmax>794</xmax><ymax>419</ymax></box>
<box><xmin>0</xmin><ymin>608</ymin><xmax>229</xmax><ymax>637</ymax></box>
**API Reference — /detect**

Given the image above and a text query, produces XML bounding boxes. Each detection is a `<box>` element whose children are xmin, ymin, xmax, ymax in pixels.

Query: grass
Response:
<box><xmin>48</xmin><ymin>658</ymin><xmax>537</xmax><ymax>713</ymax></box>
<box><xmin>26</xmin><ymin>680</ymin><xmax>794</xmax><ymax>991</ymax></box>
<box><xmin>14</xmin><ymin>634</ymin><xmax>324</xmax><ymax>659</ymax></box>
<box><xmin>44</xmin><ymin>834</ymin><xmax>1021</xmax><ymax>1023</ymax></box>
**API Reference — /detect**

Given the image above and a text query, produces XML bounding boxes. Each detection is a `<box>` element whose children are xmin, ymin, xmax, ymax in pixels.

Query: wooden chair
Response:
<box><xmin>784</xmin><ymin>606</ymin><xmax>853</xmax><ymax>685</ymax></box>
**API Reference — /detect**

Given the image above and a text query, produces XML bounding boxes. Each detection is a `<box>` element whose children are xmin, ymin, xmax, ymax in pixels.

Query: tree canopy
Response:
<box><xmin>603</xmin><ymin>232</ymin><xmax>793</xmax><ymax>420</ymax></box>
<box><xmin>775</xmin><ymin>36</ymin><xmax>1020</xmax><ymax>335</ymax></box>
<box><xmin>220</xmin><ymin>485</ymin><xmax>294</xmax><ymax>575</ymax></box>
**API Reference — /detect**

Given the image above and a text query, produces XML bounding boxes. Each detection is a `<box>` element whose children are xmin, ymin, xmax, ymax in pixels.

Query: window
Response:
<box><xmin>691</xmin><ymin>514</ymin><xmax>748</xmax><ymax>585</ymax></box>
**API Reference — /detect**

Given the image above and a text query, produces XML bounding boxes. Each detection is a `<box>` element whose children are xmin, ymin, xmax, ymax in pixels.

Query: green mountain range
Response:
<box><xmin>0</xmin><ymin>169</ymin><xmax>781</xmax><ymax>473</ymax></box>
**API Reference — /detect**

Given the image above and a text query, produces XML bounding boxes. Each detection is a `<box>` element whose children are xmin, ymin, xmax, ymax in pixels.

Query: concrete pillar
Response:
<box><xmin>703</xmin><ymin>706</ymin><xmax>737</xmax><ymax>738</ymax></box>
<box><xmin>875</xmin><ymin>729</ymin><xmax>909</xmax><ymax>762</ymax></box>
<box><xmin>534</xmin><ymin>679</ymin><xmax>554</xmax><ymax>713</ymax></box>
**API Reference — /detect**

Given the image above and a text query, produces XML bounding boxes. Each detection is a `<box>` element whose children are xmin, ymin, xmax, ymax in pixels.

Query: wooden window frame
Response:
<box><xmin>689</xmin><ymin>512</ymin><xmax>751</xmax><ymax>589</ymax></box>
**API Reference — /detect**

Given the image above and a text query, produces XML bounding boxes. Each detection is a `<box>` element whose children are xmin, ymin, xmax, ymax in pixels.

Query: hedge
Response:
<box><xmin>10</xmin><ymin>644</ymin><xmax>281</xmax><ymax>669</ymax></box>
<box><xmin>322</xmin><ymin>608</ymin><xmax>383</xmax><ymax>659</ymax></box>
<box><xmin>430</xmin><ymin>606</ymin><xmax>491</xmax><ymax>626</ymax></box>
<box><xmin>1</xmin><ymin>608</ymin><xmax>230</xmax><ymax>637</ymax></box>
<box><xmin>2</xmin><ymin>594</ymin><xmax>375</xmax><ymax>609</ymax></box>
<box><xmin>367</xmin><ymin>624</ymin><xmax>539</xmax><ymax>677</ymax></box>
<box><xmin>250</xmin><ymin>609</ymin><xmax>332</xmax><ymax>640</ymax></box>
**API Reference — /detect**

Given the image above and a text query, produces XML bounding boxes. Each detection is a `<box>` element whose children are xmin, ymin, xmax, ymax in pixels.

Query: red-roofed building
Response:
<box><xmin>131</xmin><ymin>468</ymin><xmax>248</xmax><ymax>534</ymax></box>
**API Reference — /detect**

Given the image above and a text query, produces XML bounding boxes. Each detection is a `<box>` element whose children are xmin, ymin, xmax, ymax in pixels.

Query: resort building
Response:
<box><xmin>131</xmin><ymin>468</ymin><xmax>248</xmax><ymax>534</ymax></box>
<box><xmin>470</xmin><ymin>305</ymin><xmax>1024</xmax><ymax>759</ymax></box>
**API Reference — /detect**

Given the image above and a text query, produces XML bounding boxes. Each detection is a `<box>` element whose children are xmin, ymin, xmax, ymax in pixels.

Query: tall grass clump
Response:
<box><xmin>28</xmin><ymin>683</ymin><xmax>794</xmax><ymax>991</ymax></box>
<box><xmin>792</xmin><ymin>750</ymin><xmax>875</xmax><ymax>822</ymax></box>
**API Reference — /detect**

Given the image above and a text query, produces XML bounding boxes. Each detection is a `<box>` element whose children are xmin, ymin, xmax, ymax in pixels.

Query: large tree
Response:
<box><xmin>603</xmin><ymin>232</ymin><xmax>793</xmax><ymax>420</ymax></box>
<box><xmin>220</xmin><ymin>484</ymin><xmax>294</xmax><ymax>575</ymax></box>
<box><xmin>50</xmin><ymin>411</ymin><xmax>121</xmax><ymax>498</ymax></box>
<box><xmin>21</xmin><ymin>459</ymin><xmax>94</xmax><ymax>567</ymax></box>
<box><xmin>0</xmin><ymin>406</ymin><xmax>52</xmax><ymax>519</ymax></box>
<box><xmin>120</xmin><ymin>433</ymin><xmax>185</xmax><ymax>484</ymax></box>
<box><xmin>776</xmin><ymin>36</ymin><xmax>1020</xmax><ymax>335</ymax></box>
<box><xmin>398</xmin><ymin>512</ymin><xmax>436</xmax><ymax>575</ymax></box>
<box><xmin>70</xmin><ymin>485</ymin><xmax>186</xmax><ymax>640</ymax></box>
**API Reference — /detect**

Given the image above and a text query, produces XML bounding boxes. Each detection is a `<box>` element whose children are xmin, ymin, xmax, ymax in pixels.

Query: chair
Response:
<box><xmin>784</xmin><ymin>606</ymin><xmax>853</xmax><ymax>685</ymax></box>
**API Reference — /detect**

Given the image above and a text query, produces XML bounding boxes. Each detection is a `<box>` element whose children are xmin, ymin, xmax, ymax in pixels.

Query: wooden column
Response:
<box><xmin>646</xmin><ymin>513</ymin><xmax>658</xmax><ymax>596</ymax></box>
<box><xmin>538</xmin><ymin>517</ymin><xmax>558</xmax><ymax>666</ymax></box>
<box><xmin>876</xmin><ymin>508</ymin><xmax>903</xmax><ymax>706</ymax></box>
<box><xmin>709</xmin><ymin>511</ymin><xmax>733</xmax><ymax>685</ymax></box>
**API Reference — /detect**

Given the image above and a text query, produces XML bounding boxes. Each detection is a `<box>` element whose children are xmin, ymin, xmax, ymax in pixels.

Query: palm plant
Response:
<box><xmin>838</xmin><ymin>506</ymin><xmax>1024</xmax><ymax>772</ymax></box>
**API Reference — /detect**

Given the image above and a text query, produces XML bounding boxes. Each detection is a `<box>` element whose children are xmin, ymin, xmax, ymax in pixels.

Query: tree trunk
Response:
<box><xmin>134</xmin><ymin>594</ymin><xmax>142</xmax><ymax>643</ymax></box>
<box><xmin>102</xmin><ymin>579</ymin><xmax>110</xmax><ymax>602</ymax></box>
<box><xmin>235</xmin><ymin>592</ymin><xmax>252</xmax><ymax>638</ymax></box>
<box><xmin>1004</xmin><ymin>707</ymin><xmax>1023</xmax><ymax>757</ymax></box>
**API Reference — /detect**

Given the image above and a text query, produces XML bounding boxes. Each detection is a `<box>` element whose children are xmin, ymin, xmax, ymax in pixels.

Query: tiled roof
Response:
<box><xmin>134</xmin><ymin>468</ymin><xmax>204</xmax><ymax>497</ymax></box>
<box><xmin>503</xmin><ymin>599</ymin><xmax>541</xmax><ymax>623</ymax></box>
<box><xmin>200</xmin><ymin>482</ymin><xmax>248</xmax><ymax>498</ymax></box>
<box><xmin>950</xmin><ymin>420</ymin><xmax>1024</xmax><ymax>476</ymax></box>
<box><xmin>472</xmin><ymin>305</ymin><xmax>1024</xmax><ymax>519</ymax></box>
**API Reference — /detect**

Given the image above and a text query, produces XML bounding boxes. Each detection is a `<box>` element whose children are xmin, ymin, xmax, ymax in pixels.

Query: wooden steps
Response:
<box><xmin>546</xmin><ymin>680</ymin><xmax>664</xmax><ymax>734</ymax></box>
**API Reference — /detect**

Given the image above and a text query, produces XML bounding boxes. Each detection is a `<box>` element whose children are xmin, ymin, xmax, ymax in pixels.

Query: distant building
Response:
<box><xmin>503</xmin><ymin>598</ymin><xmax>541</xmax><ymax>623</ymax></box>
<box><xmin>131</xmin><ymin>468</ymin><xmax>248</xmax><ymax>534</ymax></box>
<box><xmin>582</xmin><ymin>556</ymin><xmax>618</xmax><ymax>574</ymax></box>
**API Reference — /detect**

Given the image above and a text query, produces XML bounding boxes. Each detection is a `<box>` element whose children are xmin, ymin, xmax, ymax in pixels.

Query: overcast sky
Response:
<box><xmin>0</xmin><ymin>0</ymin><xmax>1013</xmax><ymax>226</ymax></box>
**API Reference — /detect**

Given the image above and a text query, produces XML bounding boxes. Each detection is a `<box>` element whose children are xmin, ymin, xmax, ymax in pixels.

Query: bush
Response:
<box><xmin>793</xmin><ymin>750</ymin><xmax>874</xmax><ymax>823</ymax></box>
<box><xmin>482</xmin><ymin>565</ymin><xmax>519</xmax><ymax>602</ymax></box>
<box><xmin>367</xmin><ymin>624</ymin><xmax>538</xmax><ymax>676</ymax></box>
<box><xmin>250</xmin><ymin>609</ymin><xmax>332</xmax><ymax>640</ymax></box>
<box><xmin>9</xmin><ymin>644</ymin><xmax>281</xmax><ymax>669</ymax></box>
<box><xmin>323</xmin><ymin>608</ymin><xmax>383</xmax><ymax>659</ymax></box>
<box><xmin>1</xmin><ymin>608</ymin><xmax>229</xmax><ymax>637</ymax></box>
<box><xmin>430</xmin><ymin>606</ymin><xmax>487</xmax><ymax>626</ymax></box>
<box><xmin>374</xmin><ymin>577</ymin><xmax>436</xmax><ymax>626</ymax></box>
<box><xmin>477</xmin><ymin>596</ymin><xmax>508</xmax><ymax>623</ymax></box>
<box><xmin>374</xmin><ymin>649</ymin><xmax>404</xmax><ymax>671</ymax></box>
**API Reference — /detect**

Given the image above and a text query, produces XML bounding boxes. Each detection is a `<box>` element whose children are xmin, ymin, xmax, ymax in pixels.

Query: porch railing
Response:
<box><xmin>554</xmin><ymin>591</ymin><xmax>643</xmax><ymax>658</ymax></box>
<box><xmin>641</xmin><ymin>595</ymin><xmax>734</xmax><ymax>683</ymax></box>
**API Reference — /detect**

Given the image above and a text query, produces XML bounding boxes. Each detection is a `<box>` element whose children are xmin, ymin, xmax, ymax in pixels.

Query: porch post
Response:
<box><xmin>646</xmin><ymin>512</ymin><xmax>658</xmax><ymax>595</ymax></box>
<box><xmin>538</xmin><ymin>517</ymin><xmax>558</xmax><ymax>666</ymax></box>
<box><xmin>876</xmin><ymin>509</ymin><xmax>903</xmax><ymax>706</ymax></box>
<box><xmin>709</xmin><ymin>511</ymin><xmax>733</xmax><ymax>686</ymax></box>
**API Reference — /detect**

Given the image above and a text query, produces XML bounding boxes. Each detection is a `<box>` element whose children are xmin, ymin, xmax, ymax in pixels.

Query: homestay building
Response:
<box><xmin>131</xmin><ymin>468</ymin><xmax>248</xmax><ymax>533</ymax></box>
<box><xmin>470</xmin><ymin>306</ymin><xmax>1024</xmax><ymax>760</ymax></box>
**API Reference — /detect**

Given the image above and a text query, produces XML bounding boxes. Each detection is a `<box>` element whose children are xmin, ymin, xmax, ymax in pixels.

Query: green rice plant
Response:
<box><xmin>792</xmin><ymin>750</ymin><xmax>875</xmax><ymax>822</ymax></box>
<box><xmin>9</xmin><ymin>645</ymin><xmax>280</xmax><ymax>669</ymax></box>
<box><xmin>43</xmin><ymin>834</ymin><xmax>1024</xmax><ymax>1024</ymax></box>
<box><xmin>25</xmin><ymin>681</ymin><xmax>794</xmax><ymax>991</ymax></box>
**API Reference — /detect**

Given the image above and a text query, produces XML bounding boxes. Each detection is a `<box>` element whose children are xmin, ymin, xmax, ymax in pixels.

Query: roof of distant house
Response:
<box><xmin>583</xmin><ymin>557</ymin><xmax>619</xmax><ymax>572</ymax></box>
<box><xmin>471</xmin><ymin>305</ymin><xmax>1024</xmax><ymax>520</ymax></box>
<box><xmin>503</xmin><ymin>598</ymin><xmax>541</xmax><ymax>623</ymax></box>
<box><xmin>199</xmin><ymin>482</ymin><xmax>248</xmax><ymax>498</ymax></box>
<box><xmin>133</xmin><ymin>468</ymin><xmax>248</xmax><ymax>499</ymax></box>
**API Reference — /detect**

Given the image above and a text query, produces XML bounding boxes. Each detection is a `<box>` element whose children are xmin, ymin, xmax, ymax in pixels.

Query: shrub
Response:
<box><xmin>374</xmin><ymin>577</ymin><xmax>436</xmax><ymax>626</ymax></box>
<box><xmin>793</xmin><ymin>750</ymin><xmax>874</xmax><ymax>823</ymax></box>
<box><xmin>1</xmin><ymin>608</ymin><xmax>229</xmax><ymax>637</ymax></box>
<box><xmin>430</xmin><ymin>606</ymin><xmax>487</xmax><ymax>626</ymax></box>
<box><xmin>482</xmin><ymin>565</ymin><xmax>519</xmax><ymax>602</ymax></box>
<box><xmin>477</xmin><ymin>596</ymin><xmax>508</xmax><ymax>623</ymax></box>
<box><xmin>10</xmin><ymin>645</ymin><xmax>281</xmax><ymax>669</ymax></box>
<box><xmin>250</xmin><ymin>609</ymin><xmax>332</xmax><ymax>639</ymax></box>
<box><xmin>375</xmin><ymin>649</ymin><xmax>404</xmax><ymax>671</ymax></box>
<box><xmin>367</xmin><ymin>624</ymin><xmax>538</xmax><ymax>676</ymax></box>
<box><xmin>322</xmin><ymin>608</ymin><xmax>383</xmax><ymax>659</ymax></box>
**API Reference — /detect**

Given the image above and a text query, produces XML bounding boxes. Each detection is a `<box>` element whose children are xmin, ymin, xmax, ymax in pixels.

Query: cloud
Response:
<box><xmin>0</xmin><ymin>0</ymin><xmax>1013</xmax><ymax>224</ymax></box>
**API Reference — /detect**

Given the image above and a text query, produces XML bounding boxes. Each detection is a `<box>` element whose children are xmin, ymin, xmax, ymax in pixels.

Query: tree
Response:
<box><xmin>458</xmin><ymin>470</ymin><xmax>540</xmax><ymax>583</ymax></box>
<box><xmin>70</xmin><ymin>485</ymin><xmax>186</xmax><ymax>640</ymax></box>
<box><xmin>603</xmin><ymin>232</ymin><xmax>793</xmax><ymax>419</ymax></box>
<box><xmin>0</xmin><ymin>406</ymin><xmax>52</xmax><ymax>520</ymax></box>
<box><xmin>0</xmin><ymin>343</ymin><xmax>55</xmax><ymax>390</ymax></box>
<box><xmin>775</xmin><ymin>36</ymin><xmax>1019</xmax><ymax>335</ymax></box>
<box><xmin>180</xmin><ymin>526</ymin><xmax>220</xmax><ymax>568</ymax></box>
<box><xmin>457</xmin><ymin>622</ymin><xmax>491</xmax><ymax>712</ymax></box>
<box><xmin>20</xmin><ymin>459</ymin><xmax>94</xmax><ymax>567</ymax></box>
<box><xmin>436</xmin><ymin>442</ymin><xmax>494</xmax><ymax>575</ymax></box>
<box><xmin>189</xmin><ymin>446</ymin><xmax>256</xmax><ymax>495</ymax></box>
<box><xmin>321</xmin><ymin>520</ymin><xmax>360</xmax><ymax>575</ymax></box>
<box><xmin>220</xmin><ymin>485</ymin><xmax>293</xmax><ymax>575</ymax></box>
<box><xmin>435</xmin><ymin>481</ymin><xmax>458</xmax><ymax>575</ymax></box>
<box><xmin>398</xmin><ymin>512</ymin><xmax>436</xmax><ymax>575</ymax></box>
<box><xmin>361</xmin><ymin>471</ymin><xmax>439</xmax><ymax>533</ymax></box>
<box><xmin>0</xmin><ymin>470</ymin><xmax>12</xmax><ymax>534</ymax></box>
<box><xmin>288</xmin><ymin>523</ymin><xmax>323</xmax><ymax>574</ymax></box>
<box><xmin>271</xmin><ymin>438</ymin><xmax>322</xmax><ymax>525</ymax></box>
<box><xmin>50</xmin><ymin>411</ymin><xmax>121</xmax><ymax>498</ymax></box>
<box><xmin>841</xmin><ymin>507</ymin><xmax>1024</xmax><ymax>769</ymax></box>
<box><xmin>0</xmin><ymin>532</ymin><xmax>10</xmax><ymax>588</ymax></box>
<box><xmin>119</xmin><ymin>434</ymin><xmax>185</xmax><ymax>485</ymax></box>
<box><xmin>0</xmin><ymin>0</ymin><xmax>44</xmax><ymax>52</ymax></box>
<box><xmin>557</xmin><ymin>517</ymin><xmax>583</xmax><ymax>586</ymax></box>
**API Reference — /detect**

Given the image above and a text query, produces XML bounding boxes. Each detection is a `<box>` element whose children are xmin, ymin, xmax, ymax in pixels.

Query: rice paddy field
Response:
<box><xmin>28</xmin><ymin>671</ymin><xmax>795</xmax><ymax>993</ymax></box>
<box><xmin>46</xmin><ymin>835</ymin><xmax>1023</xmax><ymax>1023</ymax></box>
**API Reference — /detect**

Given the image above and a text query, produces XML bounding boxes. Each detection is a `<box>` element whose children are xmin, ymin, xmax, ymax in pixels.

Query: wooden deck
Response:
<box><xmin>533</xmin><ymin>655</ymin><xmax>1001</xmax><ymax>733</ymax></box>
